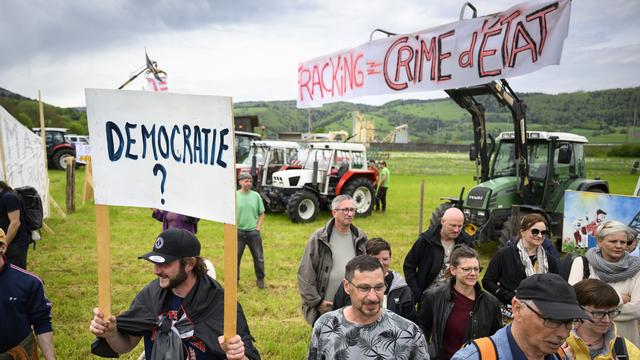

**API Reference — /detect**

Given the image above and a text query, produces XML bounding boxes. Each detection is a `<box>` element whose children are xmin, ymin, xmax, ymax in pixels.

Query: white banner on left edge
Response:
<box><xmin>85</xmin><ymin>89</ymin><xmax>235</xmax><ymax>224</ymax></box>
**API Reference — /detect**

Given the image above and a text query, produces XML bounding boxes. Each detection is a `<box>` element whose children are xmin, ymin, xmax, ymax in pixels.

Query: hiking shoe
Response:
<box><xmin>257</xmin><ymin>278</ymin><xmax>265</xmax><ymax>289</ymax></box>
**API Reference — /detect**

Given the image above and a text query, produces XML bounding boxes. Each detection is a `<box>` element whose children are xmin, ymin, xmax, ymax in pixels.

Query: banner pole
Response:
<box><xmin>224</xmin><ymin>101</ymin><xmax>238</xmax><ymax>339</ymax></box>
<box><xmin>96</xmin><ymin>204</ymin><xmax>112</xmax><ymax>318</ymax></box>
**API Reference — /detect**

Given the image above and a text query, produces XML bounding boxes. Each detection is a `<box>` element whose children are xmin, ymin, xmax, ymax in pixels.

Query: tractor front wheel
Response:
<box><xmin>287</xmin><ymin>191</ymin><xmax>320</xmax><ymax>223</ymax></box>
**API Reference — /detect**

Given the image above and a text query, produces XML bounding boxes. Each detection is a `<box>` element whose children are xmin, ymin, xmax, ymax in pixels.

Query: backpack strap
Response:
<box><xmin>612</xmin><ymin>336</ymin><xmax>629</xmax><ymax>359</ymax></box>
<box><xmin>469</xmin><ymin>337</ymin><xmax>499</xmax><ymax>360</ymax></box>
<box><xmin>581</xmin><ymin>256</ymin><xmax>590</xmax><ymax>279</ymax></box>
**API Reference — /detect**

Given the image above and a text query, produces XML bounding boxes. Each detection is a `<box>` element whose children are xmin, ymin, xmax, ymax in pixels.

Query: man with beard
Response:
<box><xmin>0</xmin><ymin>228</ymin><xmax>56</xmax><ymax>359</ymax></box>
<box><xmin>308</xmin><ymin>255</ymin><xmax>428</xmax><ymax>359</ymax></box>
<box><xmin>89</xmin><ymin>228</ymin><xmax>260</xmax><ymax>360</ymax></box>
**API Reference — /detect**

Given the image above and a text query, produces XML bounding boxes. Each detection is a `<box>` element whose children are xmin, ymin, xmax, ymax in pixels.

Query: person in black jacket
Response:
<box><xmin>482</xmin><ymin>213</ymin><xmax>560</xmax><ymax>306</ymax></box>
<box><xmin>418</xmin><ymin>245</ymin><xmax>502</xmax><ymax>359</ymax></box>
<box><xmin>403</xmin><ymin>207</ymin><xmax>474</xmax><ymax>304</ymax></box>
<box><xmin>89</xmin><ymin>228</ymin><xmax>260</xmax><ymax>360</ymax></box>
<box><xmin>333</xmin><ymin>238</ymin><xmax>414</xmax><ymax>320</ymax></box>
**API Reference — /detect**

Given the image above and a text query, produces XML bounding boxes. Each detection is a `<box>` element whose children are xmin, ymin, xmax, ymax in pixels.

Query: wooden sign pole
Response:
<box><xmin>223</xmin><ymin>223</ymin><xmax>238</xmax><ymax>338</ymax></box>
<box><xmin>96</xmin><ymin>205</ymin><xmax>112</xmax><ymax>318</ymax></box>
<box><xmin>82</xmin><ymin>158</ymin><xmax>94</xmax><ymax>205</ymax></box>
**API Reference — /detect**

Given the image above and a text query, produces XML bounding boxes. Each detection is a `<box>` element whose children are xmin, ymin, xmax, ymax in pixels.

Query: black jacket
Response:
<box><xmin>482</xmin><ymin>243</ymin><xmax>560</xmax><ymax>305</ymax></box>
<box><xmin>403</xmin><ymin>224</ymin><xmax>474</xmax><ymax>301</ymax></box>
<box><xmin>91</xmin><ymin>275</ymin><xmax>260</xmax><ymax>359</ymax></box>
<box><xmin>418</xmin><ymin>279</ymin><xmax>502</xmax><ymax>359</ymax></box>
<box><xmin>332</xmin><ymin>270</ymin><xmax>415</xmax><ymax>321</ymax></box>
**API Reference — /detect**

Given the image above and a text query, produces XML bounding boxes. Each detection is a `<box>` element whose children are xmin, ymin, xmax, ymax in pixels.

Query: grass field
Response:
<box><xmin>27</xmin><ymin>152</ymin><xmax>638</xmax><ymax>358</ymax></box>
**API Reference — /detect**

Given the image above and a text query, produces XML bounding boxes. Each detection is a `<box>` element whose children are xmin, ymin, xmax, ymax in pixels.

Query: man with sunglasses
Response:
<box><xmin>298</xmin><ymin>195</ymin><xmax>368</xmax><ymax>325</ymax></box>
<box><xmin>562</xmin><ymin>279</ymin><xmax>640</xmax><ymax>359</ymax></box>
<box><xmin>308</xmin><ymin>255</ymin><xmax>428</xmax><ymax>359</ymax></box>
<box><xmin>453</xmin><ymin>273</ymin><xmax>589</xmax><ymax>360</ymax></box>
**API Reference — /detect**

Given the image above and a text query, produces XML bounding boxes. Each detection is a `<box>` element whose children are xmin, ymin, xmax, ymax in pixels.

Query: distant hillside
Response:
<box><xmin>1</xmin><ymin>86</ymin><xmax>638</xmax><ymax>143</ymax></box>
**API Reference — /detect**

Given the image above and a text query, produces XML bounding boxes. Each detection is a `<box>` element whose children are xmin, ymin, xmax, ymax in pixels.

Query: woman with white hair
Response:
<box><xmin>568</xmin><ymin>220</ymin><xmax>640</xmax><ymax>346</ymax></box>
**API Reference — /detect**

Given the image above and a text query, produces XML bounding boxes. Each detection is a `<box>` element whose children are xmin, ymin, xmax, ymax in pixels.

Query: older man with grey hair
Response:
<box><xmin>297</xmin><ymin>195</ymin><xmax>368</xmax><ymax>325</ymax></box>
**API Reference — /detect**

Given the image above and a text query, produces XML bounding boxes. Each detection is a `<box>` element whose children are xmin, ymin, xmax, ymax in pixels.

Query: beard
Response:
<box><xmin>164</xmin><ymin>265</ymin><xmax>188</xmax><ymax>289</ymax></box>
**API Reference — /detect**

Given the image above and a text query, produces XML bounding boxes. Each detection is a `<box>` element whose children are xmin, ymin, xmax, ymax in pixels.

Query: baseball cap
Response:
<box><xmin>0</xmin><ymin>228</ymin><xmax>5</xmax><ymax>246</ymax></box>
<box><xmin>516</xmin><ymin>273</ymin><xmax>588</xmax><ymax>321</ymax></box>
<box><xmin>238</xmin><ymin>173</ymin><xmax>252</xmax><ymax>181</ymax></box>
<box><xmin>138</xmin><ymin>228</ymin><xmax>200</xmax><ymax>264</ymax></box>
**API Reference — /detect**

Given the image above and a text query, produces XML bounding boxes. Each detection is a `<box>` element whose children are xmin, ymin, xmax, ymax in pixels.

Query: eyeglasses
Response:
<box><xmin>583</xmin><ymin>308</ymin><xmax>621</xmax><ymax>321</ymax></box>
<box><xmin>522</xmin><ymin>302</ymin><xmax>582</xmax><ymax>330</ymax></box>
<box><xmin>530</xmin><ymin>228</ymin><xmax>549</xmax><ymax>237</ymax></box>
<box><xmin>456</xmin><ymin>266</ymin><xmax>483</xmax><ymax>274</ymax></box>
<box><xmin>348</xmin><ymin>280</ymin><xmax>386</xmax><ymax>294</ymax></box>
<box><xmin>335</xmin><ymin>208</ymin><xmax>356</xmax><ymax>214</ymax></box>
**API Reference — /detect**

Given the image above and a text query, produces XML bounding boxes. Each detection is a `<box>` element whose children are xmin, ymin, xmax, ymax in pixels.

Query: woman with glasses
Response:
<box><xmin>568</xmin><ymin>220</ymin><xmax>640</xmax><ymax>346</ymax></box>
<box><xmin>482</xmin><ymin>213</ymin><xmax>560</xmax><ymax>306</ymax></box>
<box><xmin>418</xmin><ymin>245</ymin><xmax>502</xmax><ymax>359</ymax></box>
<box><xmin>562</xmin><ymin>279</ymin><xmax>640</xmax><ymax>359</ymax></box>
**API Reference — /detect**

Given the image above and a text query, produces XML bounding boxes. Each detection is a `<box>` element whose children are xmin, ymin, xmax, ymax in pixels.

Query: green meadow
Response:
<box><xmin>27</xmin><ymin>152</ymin><xmax>637</xmax><ymax>358</ymax></box>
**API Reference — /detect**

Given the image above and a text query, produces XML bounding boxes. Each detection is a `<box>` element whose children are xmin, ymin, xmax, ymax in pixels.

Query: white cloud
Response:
<box><xmin>1</xmin><ymin>0</ymin><xmax>638</xmax><ymax>107</ymax></box>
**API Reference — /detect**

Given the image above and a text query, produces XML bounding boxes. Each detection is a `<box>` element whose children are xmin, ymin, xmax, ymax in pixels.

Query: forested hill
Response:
<box><xmin>1</xmin><ymin>86</ymin><xmax>639</xmax><ymax>144</ymax></box>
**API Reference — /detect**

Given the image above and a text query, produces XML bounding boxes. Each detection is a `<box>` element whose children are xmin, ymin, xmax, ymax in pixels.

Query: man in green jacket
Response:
<box><xmin>297</xmin><ymin>195</ymin><xmax>368</xmax><ymax>325</ymax></box>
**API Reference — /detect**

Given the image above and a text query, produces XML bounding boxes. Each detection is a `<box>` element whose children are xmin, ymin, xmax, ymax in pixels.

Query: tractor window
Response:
<box><xmin>236</xmin><ymin>136</ymin><xmax>253</xmax><ymax>164</ymax></box>
<box><xmin>352</xmin><ymin>152</ymin><xmax>365</xmax><ymax>169</ymax></box>
<box><xmin>554</xmin><ymin>143</ymin><xmax>578</xmax><ymax>179</ymax></box>
<box><xmin>270</xmin><ymin>149</ymin><xmax>285</xmax><ymax>166</ymax></box>
<box><xmin>305</xmin><ymin>149</ymin><xmax>333</xmax><ymax>170</ymax></box>
<box><xmin>240</xmin><ymin>146</ymin><xmax>266</xmax><ymax>166</ymax></box>
<box><xmin>528</xmin><ymin>142</ymin><xmax>549</xmax><ymax>179</ymax></box>
<box><xmin>334</xmin><ymin>150</ymin><xmax>352</xmax><ymax>166</ymax></box>
<box><xmin>492</xmin><ymin>143</ymin><xmax>516</xmax><ymax>177</ymax></box>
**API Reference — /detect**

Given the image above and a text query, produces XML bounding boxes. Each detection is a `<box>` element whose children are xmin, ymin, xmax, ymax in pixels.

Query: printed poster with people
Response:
<box><xmin>562</xmin><ymin>190</ymin><xmax>640</xmax><ymax>252</ymax></box>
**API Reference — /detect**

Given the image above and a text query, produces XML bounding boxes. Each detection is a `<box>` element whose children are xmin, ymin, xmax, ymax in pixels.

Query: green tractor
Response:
<box><xmin>432</xmin><ymin>80</ymin><xmax>609</xmax><ymax>246</ymax></box>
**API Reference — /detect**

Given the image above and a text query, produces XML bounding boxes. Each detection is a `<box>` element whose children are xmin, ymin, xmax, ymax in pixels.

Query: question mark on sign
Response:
<box><xmin>153</xmin><ymin>163</ymin><xmax>167</xmax><ymax>205</ymax></box>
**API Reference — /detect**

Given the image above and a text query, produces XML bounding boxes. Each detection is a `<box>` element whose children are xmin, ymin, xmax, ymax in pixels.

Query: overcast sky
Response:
<box><xmin>1</xmin><ymin>0</ymin><xmax>638</xmax><ymax>108</ymax></box>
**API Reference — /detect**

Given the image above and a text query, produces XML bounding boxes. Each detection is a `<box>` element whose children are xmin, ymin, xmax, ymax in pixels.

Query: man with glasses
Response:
<box><xmin>298</xmin><ymin>195</ymin><xmax>368</xmax><ymax>325</ymax></box>
<box><xmin>308</xmin><ymin>255</ymin><xmax>428</xmax><ymax>359</ymax></box>
<box><xmin>562</xmin><ymin>278</ymin><xmax>639</xmax><ymax>359</ymax></box>
<box><xmin>404</xmin><ymin>207</ymin><xmax>473</xmax><ymax>305</ymax></box>
<box><xmin>453</xmin><ymin>273</ymin><xmax>589</xmax><ymax>360</ymax></box>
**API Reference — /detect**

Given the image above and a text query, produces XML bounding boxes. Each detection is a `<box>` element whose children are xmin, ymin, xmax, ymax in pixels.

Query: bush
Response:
<box><xmin>608</xmin><ymin>144</ymin><xmax>640</xmax><ymax>157</ymax></box>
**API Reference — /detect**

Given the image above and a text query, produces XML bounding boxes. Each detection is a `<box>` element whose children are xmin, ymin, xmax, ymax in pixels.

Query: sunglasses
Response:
<box><xmin>530</xmin><ymin>228</ymin><xmax>549</xmax><ymax>237</ymax></box>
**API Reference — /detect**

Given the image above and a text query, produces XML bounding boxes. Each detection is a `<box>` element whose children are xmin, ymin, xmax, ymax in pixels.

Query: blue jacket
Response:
<box><xmin>0</xmin><ymin>258</ymin><xmax>53</xmax><ymax>352</ymax></box>
<box><xmin>452</xmin><ymin>325</ymin><xmax>566</xmax><ymax>360</ymax></box>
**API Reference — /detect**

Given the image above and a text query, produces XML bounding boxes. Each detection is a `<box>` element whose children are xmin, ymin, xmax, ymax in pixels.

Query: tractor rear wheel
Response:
<box><xmin>53</xmin><ymin>148</ymin><xmax>75</xmax><ymax>170</ymax></box>
<box><xmin>343</xmin><ymin>177</ymin><xmax>375</xmax><ymax>217</ymax></box>
<box><xmin>287</xmin><ymin>191</ymin><xmax>320</xmax><ymax>223</ymax></box>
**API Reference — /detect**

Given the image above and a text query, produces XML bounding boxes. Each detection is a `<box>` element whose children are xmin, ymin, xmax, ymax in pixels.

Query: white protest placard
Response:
<box><xmin>74</xmin><ymin>143</ymin><xmax>91</xmax><ymax>165</ymax></box>
<box><xmin>297</xmin><ymin>0</ymin><xmax>571</xmax><ymax>108</ymax></box>
<box><xmin>85</xmin><ymin>89</ymin><xmax>235</xmax><ymax>224</ymax></box>
<box><xmin>0</xmin><ymin>106</ymin><xmax>50</xmax><ymax>218</ymax></box>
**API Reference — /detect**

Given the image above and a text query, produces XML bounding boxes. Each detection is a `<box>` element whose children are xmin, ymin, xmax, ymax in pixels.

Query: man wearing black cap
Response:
<box><xmin>452</xmin><ymin>273</ymin><xmax>589</xmax><ymax>360</ymax></box>
<box><xmin>89</xmin><ymin>228</ymin><xmax>260</xmax><ymax>360</ymax></box>
<box><xmin>237</xmin><ymin>172</ymin><xmax>266</xmax><ymax>288</ymax></box>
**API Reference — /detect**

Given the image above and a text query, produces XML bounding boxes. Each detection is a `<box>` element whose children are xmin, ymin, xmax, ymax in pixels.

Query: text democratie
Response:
<box><xmin>104</xmin><ymin>121</ymin><xmax>230</xmax><ymax>168</ymax></box>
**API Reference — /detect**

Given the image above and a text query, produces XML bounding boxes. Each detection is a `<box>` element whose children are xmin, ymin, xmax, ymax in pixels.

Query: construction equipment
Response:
<box><xmin>431</xmin><ymin>80</ymin><xmax>609</xmax><ymax>245</ymax></box>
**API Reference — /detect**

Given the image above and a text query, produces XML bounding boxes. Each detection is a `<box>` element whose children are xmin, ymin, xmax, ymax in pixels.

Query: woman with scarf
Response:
<box><xmin>568</xmin><ymin>220</ymin><xmax>640</xmax><ymax>346</ymax></box>
<box><xmin>482</xmin><ymin>213</ymin><xmax>560</xmax><ymax>306</ymax></box>
<box><xmin>418</xmin><ymin>245</ymin><xmax>502</xmax><ymax>359</ymax></box>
